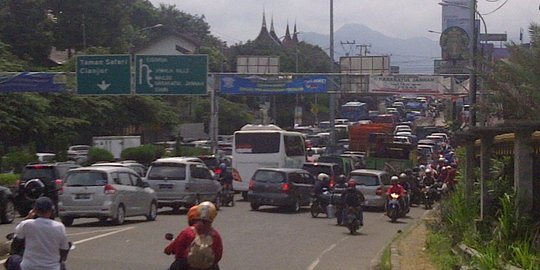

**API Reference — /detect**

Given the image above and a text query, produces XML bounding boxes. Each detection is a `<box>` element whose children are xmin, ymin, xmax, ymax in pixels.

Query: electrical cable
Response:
<box><xmin>481</xmin><ymin>0</ymin><xmax>510</xmax><ymax>15</ymax></box>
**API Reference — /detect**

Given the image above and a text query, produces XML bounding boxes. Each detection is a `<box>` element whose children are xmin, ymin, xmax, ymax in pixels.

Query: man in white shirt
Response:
<box><xmin>12</xmin><ymin>197</ymin><xmax>70</xmax><ymax>270</ymax></box>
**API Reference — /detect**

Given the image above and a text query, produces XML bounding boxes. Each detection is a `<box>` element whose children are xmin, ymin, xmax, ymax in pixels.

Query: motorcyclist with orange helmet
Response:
<box><xmin>164</xmin><ymin>202</ymin><xmax>223</xmax><ymax>270</ymax></box>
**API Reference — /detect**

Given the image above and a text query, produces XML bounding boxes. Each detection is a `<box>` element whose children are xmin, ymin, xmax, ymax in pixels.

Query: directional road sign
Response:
<box><xmin>135</xmin><ymin>55</ymin><xmax>208</xmax><ymax>95</ymax></box>
<box><xmin>76</xmin><ymin>55</ymin><xmax>131</xmax><ymax>95</ymax></box>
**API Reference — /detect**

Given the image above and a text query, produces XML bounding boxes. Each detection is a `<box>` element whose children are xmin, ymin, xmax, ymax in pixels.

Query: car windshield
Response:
<box><xmin>147</xmin><ymin>163</ymin><xmax>186</xmax><ymax>180</ymax></box>
<box><xmin>253</xmin><ymin>170</ymin><xmax>286</xmax><ymax>183</ymax></box>
<box><xmin>302</xmin><ymin>165</ymin><xmax>331</xmax><ymax>176</ymax></box>
<box><xmin>22</xmin><ymin>166</ymin><xmax>55</xmax><ymax>181</ymax></box>
<box><xmin>66</xmin><ymin>171</ymin><xmax>108</xmax><ymax>186</ymax></box>
<box><xmin>350</xmin><ymin>174</ymin><xmax>378</xmax><ymax>186</ymax></box>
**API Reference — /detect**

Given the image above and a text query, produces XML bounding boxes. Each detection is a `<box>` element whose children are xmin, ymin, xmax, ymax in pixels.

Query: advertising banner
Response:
<box><xmin>219</xmin><ymin>75</ymin><xmax>327</xmax><ymax>95</ymax></box>
<box><xmin>0</xmin><ymin>72</ymin><xmax>66</xmax><ymax>93</ymax></box>
<box><xmin>369</xmin><ymin>75</ymin><xmax>444</xmax><ymax>95</ymax></box>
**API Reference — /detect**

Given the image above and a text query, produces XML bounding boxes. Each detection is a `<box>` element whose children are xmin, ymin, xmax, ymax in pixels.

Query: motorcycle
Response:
<box><xmin>344</xmin><ymin>206</ymin><xmax>362</xmax><ymax>235</ymax></box>
<box><xmin>4</xmin><ymin>233</ymin><xmax>74</xmax><ymax>270</ymax></box>
<box><xmin>310</xmin><ymin>190</ymin><xmax>334</xmax><ymax>218</ymax></box>
<box><xmin>422</xmin><ymin>185</ymin><xmax>439</xmax><ymax>209</ymax></box>
<box><xmin>386</xmin><ymin>193</ymin><xmax>402</xmax><ymax>223</ymax></box>
<box><xmin>220</xmin><ymin>184</ymin><xmax>235</xmax><ymax>207</ymax></box>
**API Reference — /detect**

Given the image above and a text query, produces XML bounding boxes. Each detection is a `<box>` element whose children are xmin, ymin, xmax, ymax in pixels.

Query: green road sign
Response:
<box><xmin>76</xmin><ymin>55</ymin><xmax>131</xmax><ymax>95</ymax></box>
<box><xmin>135</xmin><ymin>55</ymin><xmax>208</xmax><ymax>95</ymax></box>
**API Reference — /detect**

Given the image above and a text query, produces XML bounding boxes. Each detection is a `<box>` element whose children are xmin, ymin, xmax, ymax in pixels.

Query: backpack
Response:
<box><xmin>187</xmin><ymin>227</ymin><xmax>215</xmax><ymax>269</ymax></box>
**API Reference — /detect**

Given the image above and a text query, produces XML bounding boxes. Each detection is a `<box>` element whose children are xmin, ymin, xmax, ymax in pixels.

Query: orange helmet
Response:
<box><xmin>188</xmin><ymin>201</ymin><xmax>218</xmax><ymax>223</ymax></box>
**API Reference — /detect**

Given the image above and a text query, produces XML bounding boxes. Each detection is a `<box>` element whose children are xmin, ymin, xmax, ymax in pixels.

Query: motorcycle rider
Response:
<box><xmin>164</xmin><ymin>201</ymin><xmax>223</xmax><ymax>270</ymax></box>
<box><xmin>218</xmin><ymin>163</ymin><xmax>233</xmax><ymax>190</ymax></box>
<box><xmin>313</xmin><ymin>173</ymin><xmax>331</xmax><ymax>208</ymax></box>
<box><xmin>11</xmin><ymin>197</ymin><xmax>70</xmax><ymax>270</ymax></box>
<box><xmin>333</xmin><ymin>175</ymin><xmax>348</xmax><ymax>225</ymax></box>
<box><xmin>398</xmin><ymin>173</ymin><xmax>412</xmax><ymax>207</ymax></box>
<box><xmin>341</xmin><ymin>180</ymin><xmax>365</xmax><ymax>226</ymax></box>
<box><xmin>386</xmin><ymin>176</ymin><xmax>407</xmax><ymax>214</ymax></box>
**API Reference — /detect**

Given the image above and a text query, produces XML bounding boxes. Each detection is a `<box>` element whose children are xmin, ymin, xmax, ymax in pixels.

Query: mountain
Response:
<box><xmin>300</xmin><ymin>23</ymin><xmax>440</xmax><ymax>74</ymax></box>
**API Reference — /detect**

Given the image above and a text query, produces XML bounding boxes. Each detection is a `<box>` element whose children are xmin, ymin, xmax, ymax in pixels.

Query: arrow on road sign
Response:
<box><xmin>97</xmin><ymin>80</ymin><xmax>111</xmax><ymax>91</ymax></box>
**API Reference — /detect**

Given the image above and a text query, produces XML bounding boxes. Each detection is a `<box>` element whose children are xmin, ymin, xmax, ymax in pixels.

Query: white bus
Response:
<box><xmin>232</xmin><ymin>124</ymin><xmax>306</xmax><ymax>198</ymax></box>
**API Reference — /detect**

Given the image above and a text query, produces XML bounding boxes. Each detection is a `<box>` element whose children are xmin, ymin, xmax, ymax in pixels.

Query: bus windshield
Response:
<box><xmin>235</xmin><ymin>132</ymin><xmax>280</xmax><ymax>154</ymax></box>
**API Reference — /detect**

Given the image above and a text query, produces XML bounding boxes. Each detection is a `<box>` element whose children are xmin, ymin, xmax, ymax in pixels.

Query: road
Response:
<box><xmin>0</xmin><ymin>197</ymin><xmax>427</xmax><ymax>270</ymax></box>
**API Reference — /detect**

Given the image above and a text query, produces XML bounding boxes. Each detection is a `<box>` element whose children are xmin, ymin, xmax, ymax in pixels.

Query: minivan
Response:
<box><xmin>248</xmin><ymin>168</ymin><xmax>315</xmax><ymax>212</ymax></box>
<box><xmin>348</xmin><ymin>169</ymin><xmax>392</xmax><ymax>210</ymax></box>
<box><xmin>58</xmin><ymin>166</ymin><xmax>157</xmax><ymax>226</ymax></box>
<box><xmin>145</xmin><ymin>157</ymin><xmax>222</xmax><ymax>212</ymax></box>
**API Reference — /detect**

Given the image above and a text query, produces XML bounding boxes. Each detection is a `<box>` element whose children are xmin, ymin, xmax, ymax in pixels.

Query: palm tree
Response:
<box><xmin>484</xmin><ymin>23</ymin><xmax>540</xmax><ymax>120</ymax></box>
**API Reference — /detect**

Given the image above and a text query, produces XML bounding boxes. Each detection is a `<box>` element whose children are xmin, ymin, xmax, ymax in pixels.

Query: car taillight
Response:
<box><xmin>376</xmin><ymin>187</ymin><xmax>383</xmax><ymax>196</ymax></box>
<box><xmin>329</xmin><ymin>177</ymin><xmax>335</xmax><ymax>188</ymax></box>
<box><xmin>248</xmin><ymin>180</ymin><xmax>255</xmax><ymax>190</ymax></box>
<box><xmin>55</xmin><ymin>179</ymin><xmax>63</xmax><ymax>194</ymax></box>
<box><xmin>214</xmin><ymin>168</ymin><xmax>222</xmax><ymax>175</ymax></box>
<box><xmin>281</xmin><ymin>183</ymin><xmax>290</xmax><ymax>193</ymax></box>
<box><xmin>104</xmin><ymin>184</ymin><xmax>116</xmax><ymax>194</ymax></box>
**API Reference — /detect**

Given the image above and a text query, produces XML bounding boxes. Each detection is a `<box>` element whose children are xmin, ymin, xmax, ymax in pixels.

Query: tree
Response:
<box><xmin>485</xmin><ymin>23</ymin><xmax>540</xmax><ymax>120</ymax></box>
<box><xmin>0</xmin><ymin>41</ymin><xmax>27</xmax><ymax>71</ymax></box>
<box><xmin>0</xmin><ymin>0</ymin><xmax>54</xmax><ymax>66</ymax></box>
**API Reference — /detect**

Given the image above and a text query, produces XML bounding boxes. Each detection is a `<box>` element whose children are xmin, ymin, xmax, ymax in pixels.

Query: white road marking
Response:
<box><xmin>307</xmin><ymin>236</ymin><xmax>349</xmax><ymax>270</ymax></box>
<box><xmin>72</xmin><ymin>226</ymin><xmax>135</xmax><ymax>245</ymax></box>
<box><xmin>67</xmin><ymin>227</ymin><xmax>130</xmax><ymax>237</ymax></box>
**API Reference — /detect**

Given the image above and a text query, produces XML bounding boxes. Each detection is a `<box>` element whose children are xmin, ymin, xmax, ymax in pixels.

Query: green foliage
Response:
<box><xmin>121</xmin><ymin>145</ymin><xmax>164</xmax><ymax>166</ymax></box>
<box><xmin>85</xmin><ymin>147</ymin><xmax>114</xmax><ymax>165</ymax></box>
<box><xmin>1</xmin><ymin>150</ymin><xmax>36</xmax><ymax>174</ymax></box>
<box><xmin>0</xmin><ymin>0</ymin><xmax>54</xmax><ymax>66</ymax></box>
<box><xmin>0</xmin><ymin>41</ymin><xmax>27</xmax><ymax>71</ymax></box>
<box><xmin>485</xmin><ymin>23</ymin><xmax>540</xmax><ymax>120</ymax></box>
<box><xmin>426</xmin><ymin>232</ymin><xmax>461</xmax><ymax>269</ymax></box>
<box><xmin>378</xmin><ymin>245</ymin><xmax>391</xmax><ymax>270</ymax></box>
<box><xmin>0</xmin><ymin>173</ymin><xmax>19</xmax><ymax>186</ymax></box>
<box><xmin>165</xmin><ymin>146</ymin><xmax>211</xmax><ymax>157</ymax></box>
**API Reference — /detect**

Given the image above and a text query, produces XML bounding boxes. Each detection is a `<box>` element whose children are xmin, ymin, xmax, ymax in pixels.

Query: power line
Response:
<box><xmin>481</xmin><ymin>0</ymin><xmax>510</xmax><ymax>15</ymax></box>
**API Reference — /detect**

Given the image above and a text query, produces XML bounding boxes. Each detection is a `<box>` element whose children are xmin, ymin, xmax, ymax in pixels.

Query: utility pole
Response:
<box><xmin>356</xmin><ymin>44</ymin><xmax>371</xmax><ymax>56</ymax></box>
<box><xmin>469</xmin><ymin>0</ymin><xmax>477</xmax><ymax>127</ymax></box>
<box><xmin>340</xmin><ymin>40</ymin><xmax>356</xmax><ymax>56</ymax></box>
<box><xmin>328</xmin><ymin>0</ymin><xmax>336</xmax><ymax>154</ymax></box>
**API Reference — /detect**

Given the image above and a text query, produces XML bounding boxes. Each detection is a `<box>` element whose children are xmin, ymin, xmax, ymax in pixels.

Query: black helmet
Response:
<box><xmin>337</xmin><ymin>174</ymin><xmax>347</xmax><ymax>184</ymax></box>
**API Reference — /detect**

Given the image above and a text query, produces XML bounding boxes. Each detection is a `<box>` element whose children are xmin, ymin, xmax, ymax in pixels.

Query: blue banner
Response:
<box><xmin>220</xmin><ymin>75</ymin><xmax>327</xmax><ymax>95</ymax></box>
<box><xmin>0</xmin><ymin>72</ymin><xmax>66</xmax><ymax>93</ymax></box>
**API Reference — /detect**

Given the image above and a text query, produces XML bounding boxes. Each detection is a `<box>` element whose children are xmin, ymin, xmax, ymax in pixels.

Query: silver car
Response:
<box><xmin>348</xmin><ymin>169</ymin><xmax>392</xmax><ymax>210</ymax></box>
<box><xmin>145</xmin><ymin>157</ymin><xmax>222</xmax><ymax>212</ymax></box>
<box><xmin>58</xmin><ymin>166</ymin><xmax>157</xmax><ymax>226</ymax></box>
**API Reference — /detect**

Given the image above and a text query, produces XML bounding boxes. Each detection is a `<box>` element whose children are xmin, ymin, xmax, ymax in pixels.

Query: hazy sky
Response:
<box><xmin>149</xmin><ymin>0</ymin><xmax>538</xmax><ymax>45</ymax></box>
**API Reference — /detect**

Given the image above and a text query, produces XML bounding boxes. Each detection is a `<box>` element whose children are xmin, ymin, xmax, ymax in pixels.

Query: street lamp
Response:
<box><xmin>129</xmin><ymin>23</ymin><xmax>164</xmax><ymax>94</ymax></box>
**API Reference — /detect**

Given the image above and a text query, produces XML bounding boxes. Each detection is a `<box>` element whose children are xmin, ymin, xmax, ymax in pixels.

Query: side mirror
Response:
<box><xmin>165</xmin><ymin>233</ymin><xmax>174</xmax><ymax>241</ymax></box>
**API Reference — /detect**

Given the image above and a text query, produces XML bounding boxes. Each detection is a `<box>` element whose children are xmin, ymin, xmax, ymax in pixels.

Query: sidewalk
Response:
<box><xmin>390</xmin><ymin>211</ymin><xmax>437</xmax><ymax>270</ymax></box>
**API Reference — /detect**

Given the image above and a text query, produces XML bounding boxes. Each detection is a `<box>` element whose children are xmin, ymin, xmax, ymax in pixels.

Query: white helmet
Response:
<box><xmin>391</xmin><ymin>176</ymin><xmax>399</xmax><ymax>182</ymax></box>
<box><xmin>317</xmin><ymin>173</ymin><xmax>330</xmax><ymax>182</ymax></box>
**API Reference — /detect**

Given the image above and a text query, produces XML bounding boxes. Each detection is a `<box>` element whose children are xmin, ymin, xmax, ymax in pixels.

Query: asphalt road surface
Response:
<box><xmin>0</xmin><ymin>196</ymin><xmax>427</xmax><ymax>270</ymax></box>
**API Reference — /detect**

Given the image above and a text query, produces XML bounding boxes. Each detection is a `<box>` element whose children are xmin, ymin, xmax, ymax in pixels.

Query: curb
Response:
<box><xmin>389</xmin><ymin>208</ymin><xmax>434</xmax><ymax>270</ymax></box>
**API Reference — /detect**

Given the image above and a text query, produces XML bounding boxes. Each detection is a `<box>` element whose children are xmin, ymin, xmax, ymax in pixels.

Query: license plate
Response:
<box><xmin>75</xmin><ymin>194</ymin><xmax>90</xmax><ymax>200</ymax></box>
<box><xmin>159</xmin><ymin>184</ymin><xmax>173</xmax><ymax>189</ymax></box>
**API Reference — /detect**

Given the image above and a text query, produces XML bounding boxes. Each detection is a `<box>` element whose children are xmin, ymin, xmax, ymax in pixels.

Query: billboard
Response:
<box><xmin>236</xmin><ymin>56</ymin><xmax>279</xmax><ymax>74</ymax></box>
<box><xmin>0</xmin><ymin>72</ymin><xmax>66</xmax><ymax>93</ymax></box>
<box><xmin>442</xmin><ymin>0</ymin><xmax>471</xmax><ymax>37</ymax></box>
<box><xmin>220</xmin><ymin>75</ymin><xmax>327</xmax><ymax>95</ymax></box>
<box><xmin>369</xmin><ymin>75</ymin><xmax>444</xmax><ymax>95</ymax></box>
<box><xmin>339</xmin><ymin>56</ymin><xmax>390</xmax><ymax>75</ymax></box>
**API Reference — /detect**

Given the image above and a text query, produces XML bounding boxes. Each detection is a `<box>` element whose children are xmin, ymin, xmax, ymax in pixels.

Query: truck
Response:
<box><xmin>348</xmin><ymin>122</ymin><xmax>394</xmax><ymax>153</ymax></box>
<box><xmin>92</xmin><ymin>136</ymin><xmax>141</xmax><ymax>159</ymax></box>
<box><xmin>341</xmin><ymin>102</ymin><xmax>368</xmax><ymax>122</ymax></box>
<box><xmin>349</xmin><ymin>122</ymin><xmax>416</xmax><ymax>175</ymax></box>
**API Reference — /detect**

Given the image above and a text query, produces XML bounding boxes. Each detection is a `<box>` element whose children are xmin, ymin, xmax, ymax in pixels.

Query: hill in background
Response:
<box><xmin>300</xmin><ymin>23</ymin><xmax>440</xmax><ymax>74</ymax></box>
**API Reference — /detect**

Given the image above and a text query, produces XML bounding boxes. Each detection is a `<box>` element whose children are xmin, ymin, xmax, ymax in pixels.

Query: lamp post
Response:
<box><xmin>129</xmin><ymin>24</ymin><xmax>163</xmax><ymax>94</ymax></box>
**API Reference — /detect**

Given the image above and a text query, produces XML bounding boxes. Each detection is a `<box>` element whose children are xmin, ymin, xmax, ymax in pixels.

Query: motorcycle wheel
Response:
<box><xmin>390</xmin><ymin>208</ymin><xmax>398</xmax><ymax>223</ymax></box>
<box><xmin>348</xmin><ymin>219</ymin><xmax>358</xmax><ymax>235</ymax></box>
<box><xmin>230</xmin><ymin>194</ymin><xmax>235</xmax><ymax>207</ymax></box>
<box><xmin>310</xmin><ymin>203</ymin><xmax>320</xmax><ymax>218</ymax></box>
